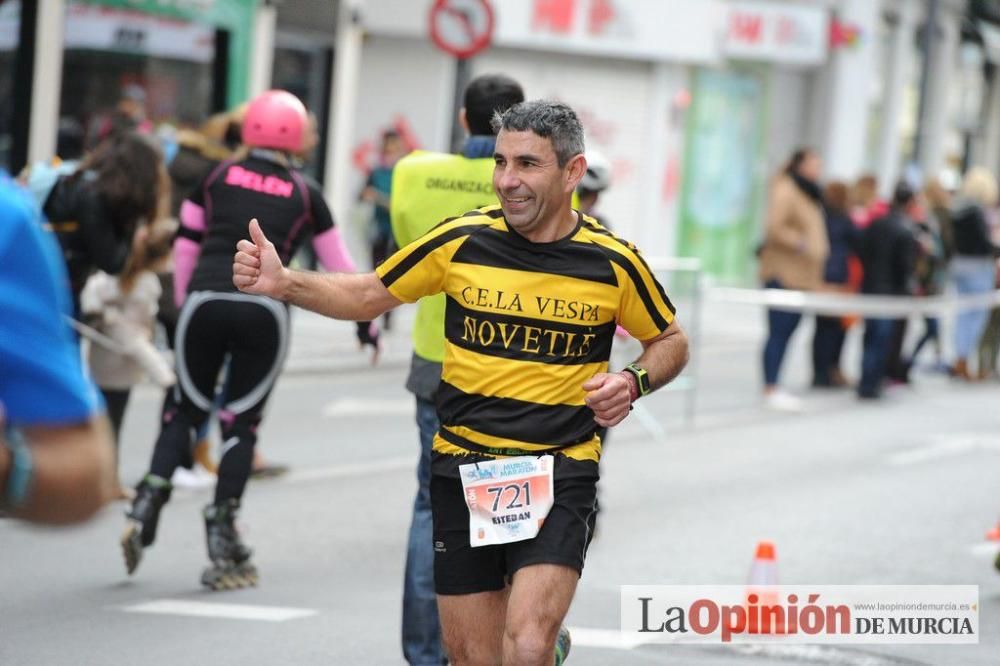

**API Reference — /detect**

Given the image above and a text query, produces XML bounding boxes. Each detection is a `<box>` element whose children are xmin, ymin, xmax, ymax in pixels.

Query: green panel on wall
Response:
<box><xmin>677</xmin><ymin>68</ymin><xmax>766</xmax><ymax>285</ymax></box>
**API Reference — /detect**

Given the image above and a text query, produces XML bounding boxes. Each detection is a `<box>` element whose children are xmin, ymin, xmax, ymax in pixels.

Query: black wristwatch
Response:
<box><xmin>622</xmin><ymin>363</ymin><xmax>651</xmax><ymax>397</ymax></box>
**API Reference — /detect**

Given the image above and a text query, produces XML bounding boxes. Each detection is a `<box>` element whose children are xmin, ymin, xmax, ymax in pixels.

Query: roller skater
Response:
<box><xmin>120</xmin><ymin>89</ymin><xmax>377</xmax><ymax>588</ymax></box>
<box><xmin>200</xmin><ymin>499</ymin><xmax>258</xmax><ymax>590</ymax></box>
<box><xmin>121</xmin><ymin>475</ymin><xmax>171</xmax><ymax>575</ymax></box>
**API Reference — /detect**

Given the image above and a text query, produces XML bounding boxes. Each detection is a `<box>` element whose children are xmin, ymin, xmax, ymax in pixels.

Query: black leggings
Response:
<box><xmin>100</xmin><ymin>387</ymin><xmax>131</xmax><ymax>445</ymax></box>
<box><xmin>147</xmin><ymin>292</ymin><xmax>289</xmax><ymax>504</ymax></box>
<box><xmin>101</xmin><ymin>387</ymin><xmax>131</xmax><ymax>484</ymax></box>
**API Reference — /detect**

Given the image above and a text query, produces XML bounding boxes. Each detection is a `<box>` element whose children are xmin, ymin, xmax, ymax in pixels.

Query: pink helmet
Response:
<box><xmin>241</xmin><ymin>90</ymin><xmax>308</xmax><ymax>153</ymax></box>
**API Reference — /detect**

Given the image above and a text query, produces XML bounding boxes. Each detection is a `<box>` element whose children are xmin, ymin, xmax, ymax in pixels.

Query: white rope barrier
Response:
<box><xmin>65</xmin><ymin>315</ymin><xmax>128</xmax><ymax>354</ymax></box>
<box><xmin>647</xmin><ymin>256</ymin><xmax>703</xmax><ymax>273</ymax></box>
<box><xmin>707</xmin><ymin>287</ymin><xmax>1000</xmax><ymax>318</ymax></box>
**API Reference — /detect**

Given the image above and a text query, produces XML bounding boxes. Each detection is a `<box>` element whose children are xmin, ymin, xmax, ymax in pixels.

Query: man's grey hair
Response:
<box><xmin>491</xmin><ymin>100</ymin><xmax>585</xmax><ymax>167</ymax></box>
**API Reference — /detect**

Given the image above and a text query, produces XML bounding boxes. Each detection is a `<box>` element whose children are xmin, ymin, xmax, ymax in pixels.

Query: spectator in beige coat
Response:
<box><xmin>759</xmin><ymin>147</ymin><xmax>829</xmax><ymax>410</ymax></box>
<box><xmin>81</xmin><ymin>220</ymin><xmax>176</xmax><ymax>497</ymax></box>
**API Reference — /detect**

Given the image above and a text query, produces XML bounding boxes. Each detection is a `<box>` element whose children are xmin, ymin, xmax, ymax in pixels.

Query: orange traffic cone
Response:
<box><xmin>730</xmin><ymin>541</ymin><xmax>784</xmax><ymax>635</ymax></box>
<box><xmin>747</xmin><ymin>541</ymin><xmax>778</xmax><ymax>586</ymax></box>
<box><xmin>986</xmin><ymin>519</ymin><xmax>1000</xmax><ymax>541</ymax></box>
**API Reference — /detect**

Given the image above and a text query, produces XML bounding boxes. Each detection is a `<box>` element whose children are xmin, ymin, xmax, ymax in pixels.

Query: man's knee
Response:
<box><xmin>503</xmin><ymin>620</ymin><xmax>559</xmax><ymax>664</ymax></box>
<box><xmin>441</xmin><ymin>634</ymin><xmax>496</xmax><ymax>666</ymax></box>
<box><xmin>438</xmin><ymin>591</ymin><xmax>507</xmax><ymax>665</ymax></box>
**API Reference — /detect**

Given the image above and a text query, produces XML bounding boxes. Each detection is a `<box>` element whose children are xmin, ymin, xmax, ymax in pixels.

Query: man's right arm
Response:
<box><xmin>280</xmin><ymin>269</ymin><xmax>401</xmax><ymax>321</ymax></box>
<box><xmin>234</xmin><ymin>219</ymin><xmax>401</xmax><ymax>321</ymax></box>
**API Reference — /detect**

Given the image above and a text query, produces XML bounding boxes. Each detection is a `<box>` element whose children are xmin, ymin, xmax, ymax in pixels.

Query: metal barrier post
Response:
<box><xmin>637</xmin><ymin>256</ymin><xmax>702</xmax><ymax>431</ymax></box>
<box><xmin>685</xmin><ymin>261</ymin><xmax>702</xmax><ymax>426</ymax></box>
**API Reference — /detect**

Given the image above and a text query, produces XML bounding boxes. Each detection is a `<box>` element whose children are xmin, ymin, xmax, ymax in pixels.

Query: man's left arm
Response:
<box><xmin>633</xmin><ymin>320</ymin><xmax>690</xmax><ymax>391</ymax></box>
<box><xmin>583</xmin><ymin>320</ymin><xmax>689</xmax><ymax>428</ymax></box>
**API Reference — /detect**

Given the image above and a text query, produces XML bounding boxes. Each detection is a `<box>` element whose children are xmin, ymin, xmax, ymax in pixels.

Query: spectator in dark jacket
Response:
<box><xmin>159</xmin><ymin>109</ymin><xmax>243</xmax><ymax>482</ymax></box>
<box><xmin>905</xmin><ymin>182</ymin><xmax>950</xmax><ymax>372</ymax></box>
<box><xmin>857</xmin><ymin>182</ymin><xmax>918</xmax><ymax>398</ymax></box>
<box><xmin>160</xmin><ymin>110</ymin><xmax>242</xmax><ymax>342</ymax></box>
<box><xmin>168</xmin><ymin>110</ymin><xmax>242</xmax><ymax>217</ymax></box>
<box><xmin>948</xmin><ymin>167</ymin><xmax>999</xmax><ymax>380</ymax></box>
<box><xmin>925</xmin><ymin>178</ymin><xmax>954</xmax><ymax>260</ymax></box>
<box><xmin>813</xmin><ymin>181</ymin><xmax>858</xmax><ymax>387</ymax></box>
<box><xmin>42</xmin><ymin>131</ymin><xmax>169</xmax><ymax>312</ymax></box>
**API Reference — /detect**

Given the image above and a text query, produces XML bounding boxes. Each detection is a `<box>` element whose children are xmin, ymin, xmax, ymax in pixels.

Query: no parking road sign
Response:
<box><xmin>429</xmin><ymin>0</ymin><xmax>494</xmax><ymax>59</ymax></box>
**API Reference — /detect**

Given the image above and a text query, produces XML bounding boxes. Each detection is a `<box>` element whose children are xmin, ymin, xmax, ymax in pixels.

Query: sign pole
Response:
<box><xmin>449</xmin><ymin>57</ymin><xmax>472</xmax><ymax>153</ymax></box>
<box><xmin>429</xmin><ymin>0</ymin><xmax>494</xmax><ymax>152</ymax></box>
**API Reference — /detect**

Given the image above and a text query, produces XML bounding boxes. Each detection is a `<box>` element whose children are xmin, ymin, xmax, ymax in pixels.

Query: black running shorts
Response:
<box><xmin>430</xmin><ymin>451</ymin><xmax>599</xmax><ymax>595</ymax></box>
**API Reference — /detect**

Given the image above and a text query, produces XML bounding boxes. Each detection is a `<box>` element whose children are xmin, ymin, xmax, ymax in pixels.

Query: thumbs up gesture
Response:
<box><xmin>233</xmin><ymin>219</ymin><xmax>288</xmax><ymax>298</ymax></box>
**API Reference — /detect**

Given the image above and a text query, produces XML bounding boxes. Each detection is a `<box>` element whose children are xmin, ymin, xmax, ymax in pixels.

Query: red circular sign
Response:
<box><xmin>429</xmin><ymin>0</ymin><xmax>494</xmax><ymax>59</ymax></box>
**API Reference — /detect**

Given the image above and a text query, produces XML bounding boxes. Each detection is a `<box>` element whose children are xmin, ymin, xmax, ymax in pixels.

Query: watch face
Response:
<box><xmin>628</xmin><ymin>364</ymin><xmax>650</xmax><ymax>395</ymax></box>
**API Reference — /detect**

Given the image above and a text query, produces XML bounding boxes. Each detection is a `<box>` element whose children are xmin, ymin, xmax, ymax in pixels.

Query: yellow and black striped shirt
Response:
<box><xmin>375</xmin><ymin>205</ymin><xmax>676</xmax><ymax>464</ymax></box>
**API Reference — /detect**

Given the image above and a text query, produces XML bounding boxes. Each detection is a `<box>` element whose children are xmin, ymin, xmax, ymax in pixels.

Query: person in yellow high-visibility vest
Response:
<box><xmin>390</xmin><ymin>74</ymin><xmax>524</xmax><ymax>666</ymax></box>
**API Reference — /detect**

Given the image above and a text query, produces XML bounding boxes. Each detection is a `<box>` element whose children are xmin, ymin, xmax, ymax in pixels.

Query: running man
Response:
<box><xmin>121</xmin><ymin>90</ymin><xmax>378</xmax><ymax>589</ymax></box>
<box><xmin>390</xmin><ymin>73</ymin><xmax>524</xmax><ymax>665</ymax></box>
<box><xmin>233</xmin><ymin>100</ymin><xmax>688</xmax><ymax>664</ymax></box>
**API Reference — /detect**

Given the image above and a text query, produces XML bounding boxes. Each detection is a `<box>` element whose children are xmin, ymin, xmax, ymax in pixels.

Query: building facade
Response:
<box><xmin>3</xmin><ymin>0</ymin><xmax>259</xmax><ymax>172</ymax></box>
<box><xmin>6</xmin><ymin>0</ymin><xmax>998</xmax><ymax>283</ymax></box>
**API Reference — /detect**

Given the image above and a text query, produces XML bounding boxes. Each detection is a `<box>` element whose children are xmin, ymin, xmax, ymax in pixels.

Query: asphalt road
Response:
<box><xmin>3</xmin><ymin>302</ymin><xmax>999</xmax><ymax>665</ymax></box>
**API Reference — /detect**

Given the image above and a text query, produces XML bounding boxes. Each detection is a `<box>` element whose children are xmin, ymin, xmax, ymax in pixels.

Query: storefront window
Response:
<box><xmin>61</xmin><ymin>1</ymin><xmax>216</xmax><ymax>152</ymax></box>
<box><xmin>949</xmin><ymin>41</ymin><xmax>986</xmax><ymax>172</ymax></box>
<box><xmin>899</xmin><ymin>39</ymin><xmax>923</xmax><ymax>167</ymax></box>
<box><xmin>0</xmin><ymin>0</ymin><xmax>19</xmax><ymax>170</ymax></box>
<box><xmin>272</xmin><ymin>39</ymin><xmax>332</xmax><ymax>182</ymax></box>
<box><xmin>863</xmin><ymin>14</ymin><xmax>893</xmax><ymax>174</ymax></box>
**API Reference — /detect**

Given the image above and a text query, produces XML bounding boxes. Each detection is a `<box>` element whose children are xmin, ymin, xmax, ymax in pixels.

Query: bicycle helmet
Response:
<box><xmin>242</xmin><ymin>90</ymin><xmax>308</xmax><ymax>153</ymax></box>
<box><xmin>579</xmin><ymin>151</ymin><xmax>611</xmax><ymax>193</ymax></box>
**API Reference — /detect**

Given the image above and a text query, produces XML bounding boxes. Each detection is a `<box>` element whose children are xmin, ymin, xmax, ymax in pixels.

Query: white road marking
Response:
<box><xmin>728</xmin><ymin>644</ymin><xmax>904</xmax><ymax>665</ymax></box>
<box><xmin>120</xmin><ymin>599</ymin><xmax>317</xmax><ymax>622</ymax></box>
<box><xmin>322</xmin><ymin>397</ymin><xmax>413</xmax><ymax>418</ymax></box>
<box><xmin>969</xmin><ymin>542</ymin><xmax>1000</xmax><ymax>558</ymax></box>
<box><xmin>567</xmin><ymin>628</ymin><xmax>911</xmax><ymax>664</ymax></box>
<box><xmin>565</xmin><ymin>626</ymin><xmax>650</xmax><ymax>649</ymax></box>
<box><xmin>279</xmin><ymin>456</ymin><xmax>413</xmax><ymax>484</ymax></box>
<box><xmin>888</xmin><ymin>435</ymin><xmax>1000</xmax><ymax>466</ymax></box>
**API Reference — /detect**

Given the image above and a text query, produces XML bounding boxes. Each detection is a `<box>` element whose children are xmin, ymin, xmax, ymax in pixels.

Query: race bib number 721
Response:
<box><xmin>460</xmin><ymin>455</ymin><xmax>554</xmax><ymax>547</ymax></box>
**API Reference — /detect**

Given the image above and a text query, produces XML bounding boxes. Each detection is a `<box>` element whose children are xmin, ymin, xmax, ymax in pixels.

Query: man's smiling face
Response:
<box><xmin>493</xmin><ymin>129</ymin><xmax>575</xmax><ymax>239</ymax></box>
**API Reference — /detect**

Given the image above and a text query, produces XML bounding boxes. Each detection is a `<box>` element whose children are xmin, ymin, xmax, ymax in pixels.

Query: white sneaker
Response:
<box><xmin>764</xmin><ymin>390</ymin><xmax>803</xmax><ymax>412</ymax></box>
<box><xmin>171</xmin><ymin>466</ymin><xmax>217</xmax><ymax>489</ymax></box>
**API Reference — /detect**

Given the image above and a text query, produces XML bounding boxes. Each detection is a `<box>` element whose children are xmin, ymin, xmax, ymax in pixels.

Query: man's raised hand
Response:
<box><xmin>233</xmin><ymin>219</ymin><xmax>287</xmax><ymax>298</ymax></box>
